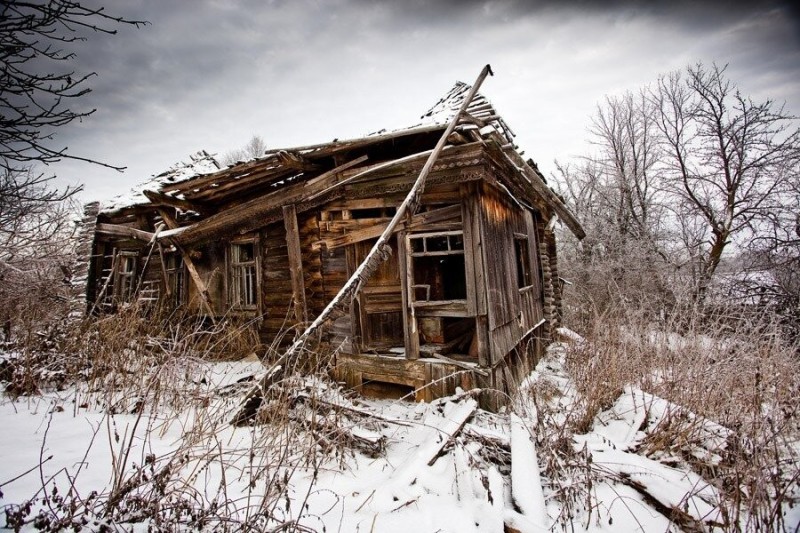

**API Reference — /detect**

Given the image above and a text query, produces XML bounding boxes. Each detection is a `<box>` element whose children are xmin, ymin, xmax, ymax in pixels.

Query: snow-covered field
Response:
<box><xmin>1</xmin><ymin>338</ymin><xmax>798</xmax><ymax>531</ymax></box>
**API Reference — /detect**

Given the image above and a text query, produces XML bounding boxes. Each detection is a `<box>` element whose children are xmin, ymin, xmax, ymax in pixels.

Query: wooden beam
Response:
<box><xmin>143</xmin><ymin>189</ymin><xmax>211</xmax><ymax>215</ymax></box>
<box><xmin>233</xmin><ymin>64</ymin><xmax>494</xmax><ymax>423</ymax></box>
<box><xmin>277</xmin><ymin>150</ymin><xmax>320</xmax><ymax>171</ymax></box>
<box><xmin>500</xmin><ymin>147</ymin><xmax>586</xmax><ymax>240</ymax></box>
<box><xmin>398</xmin><ymin>230</ymin><xmax>418</xmax><ymax>360</ymax></box>
<box><xmin>172</xmin><ymin>156</ymin><xmax>368</xmax><ymax>246</ymax></box>
<box><xmin>312</xmin><ymin>204</ymin><xmax>462</xmax><ymax>251</ymax></box>
<box><xmin>96</xmin><ymin>223</ymin><xmax>154</xmax><ymax>243</ymax></box>
<box><xmin>283</xmin><ymin>204</ymin><xmax>308</xmax><ymax>324</ymax></box>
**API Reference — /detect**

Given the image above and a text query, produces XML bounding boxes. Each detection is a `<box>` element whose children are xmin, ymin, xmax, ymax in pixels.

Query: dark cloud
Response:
<box><xmin>31</xmin><ymin>0</ymin><xmax>799</xmax><ymax>200</ymax></box>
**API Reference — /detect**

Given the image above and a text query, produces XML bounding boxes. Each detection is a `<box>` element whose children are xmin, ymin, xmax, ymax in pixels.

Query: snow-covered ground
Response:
<box><xmin>1</xmin><ymin>339</ymin><xmax>798</xmax><ymax>531</ymax></box>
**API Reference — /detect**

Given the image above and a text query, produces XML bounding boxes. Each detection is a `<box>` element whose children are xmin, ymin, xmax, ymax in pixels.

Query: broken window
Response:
<box><xmin>229</xmin><ymin>240</ymin><xmax>258</xmax><ymax>309</ymax></box>
<box><xmin>350</xmin><ymin>207</ymin><xmax>396</xmax><ymax>219</ymax></box>
<box><xmin>114</xmin><ymin>251</ymin><xmax>138</xmax><ymax>303</ymax></box>
<box><xmin>514</xmin><ymin>234</ymin><xmax>533</xmax><ymax>289</ymax></box>
<box><xmin>409</xmin><ymin>231</ymin><xmax>466</xmax><ymax>302</ymax></box>
<box><xmin>165</xmin><ymin>253</ymin><xmax>185</xmax><ymax>307</ymax></box>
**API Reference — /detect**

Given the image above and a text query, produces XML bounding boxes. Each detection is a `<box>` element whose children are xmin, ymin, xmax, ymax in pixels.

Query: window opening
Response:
<box><xmin>230</xmin><ymin>241</ymin><xmax>258</xmax><ymax>309</ymax></box>
<box><xmin>408</xmin><ymin>231</ymin><xmax>467</xmax><ymax>302</ymax></box>
<box><xmin>514</xmin><ymin>235</ymin><xmax>533</xmax><ymax>289</ymax></box>
<box><xmin>351</xmin><ymin>207</ymin><xmax>397</xmax><ymax>219</ymax></box>
<box><xmin>115</xmin><ymin>251</ymin><xmax>137</xmax><ymax>303</ymax></box>
<box><xmin>165</xmin><ymin>253</ymin><xmax>185</xmax><ymax>306</ymax></box>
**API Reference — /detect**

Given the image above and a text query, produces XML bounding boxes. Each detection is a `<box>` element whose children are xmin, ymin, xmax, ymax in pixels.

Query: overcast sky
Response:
<box><xmin>45</xmin><ymin>0</ymin><xmax>800</xmax><ymax>202</ymax></box>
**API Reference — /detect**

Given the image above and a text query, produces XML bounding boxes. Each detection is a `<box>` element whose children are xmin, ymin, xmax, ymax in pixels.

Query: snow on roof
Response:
<box><xmin>419</xmin><ymin>81</ymin><xmax>477</xmax><ymax>125</ymax></box>
<box><xmin>100</xmin><ymin>150</ymin><xmax>220</xmax><ymax>214</ymax></box>
<box><xmin>417</xmin><ymin>81</ymin><xmax>515</xmax><ymax>143</ymax></box>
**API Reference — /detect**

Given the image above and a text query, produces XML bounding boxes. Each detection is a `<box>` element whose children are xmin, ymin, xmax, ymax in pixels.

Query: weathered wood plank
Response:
<box><xmin>172</xmin><ymin>156</ymin><xmax>368</xmax><ymax>245</ymax></box>
<box><xmin>283</xmin><ymin>204</ymin><xmax>307</xmax><ymax>324</ymax></box>
<box><xmin>96</xmin><ymin>223</ymin><xmax>153</xmax><ymax>243</ymax></box>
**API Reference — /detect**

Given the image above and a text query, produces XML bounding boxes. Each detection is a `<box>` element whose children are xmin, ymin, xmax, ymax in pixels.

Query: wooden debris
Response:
<box><xmin>423</xmin><ymin>399</ymin><xmax>478</xmax><ymax>466</ymax></box>
<box><xmin>170</xmin><ymin>155</ymin><xmax>368</xmax><ymax>245</ymax></box>
<box><xmin>142</xmin><ymin>189</ymin><xmax>210</xmax><ymax>215</ymax></box>
<box><xmin>277</xmin><ymin>150</ymin><xmax>320</xmax><ymax>171</ymax></box>
<box><xmin>95</xmin><ymin>223</ymin><xmax>154</xmax><ymax>243</ymax></box>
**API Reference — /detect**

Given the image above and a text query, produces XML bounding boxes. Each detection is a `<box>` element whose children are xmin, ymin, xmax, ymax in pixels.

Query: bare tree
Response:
<box><xmin>555</xmin><ymin>63</ymin><xmax>800</xmax><ymax>324</ymax></box>
<box><xmin>1</xmin><ymin>1</ymin><xmax>146</xmax><ymax>169</ymax></box>
<box><xmin>0</xmin><ymin>1</ymin><xmax>145</xmax><ymax>342</ymax></box>
<box><xmin>221</xmin><ymin>135</ymin><xmax>268</xmax><ymax>166</ymax></box>
<box><xmin>653</xmin><ymin>63</ymin><xmax>800</xmax><ymax>301</ymax></box>
<box><xmin>554</xmin><ymin>90</ymin><xmax>674</xmax><ymax>318</ymax></box>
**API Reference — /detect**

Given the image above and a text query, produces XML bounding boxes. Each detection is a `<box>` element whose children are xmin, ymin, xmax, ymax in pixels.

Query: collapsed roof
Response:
<box><xmin>99</xmin><ymin>80</ymin><xmax>585</xmax><ymax>242</ymax></box>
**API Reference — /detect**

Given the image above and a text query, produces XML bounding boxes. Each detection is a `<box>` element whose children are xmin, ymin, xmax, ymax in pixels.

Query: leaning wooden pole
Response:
<box><xmin>232</xmin><ymin>64</ymin><xmax>494</xmax><ymax>424</ymax></box>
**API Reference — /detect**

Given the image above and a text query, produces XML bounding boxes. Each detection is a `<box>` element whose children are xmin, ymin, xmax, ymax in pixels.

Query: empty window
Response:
<box><xmin>351</xmin><ymin>207</ymin><xmax>396</xmax><ymax>219</ymax></box>
<box><xmin>409</xmin><ymin>232</ymin><xmax>467</xmax><ymax>302</ymax></box>
<box><xmin>114</xmin><ymin>251</ymin><xmax>138</xmax><ymax>303</ymax></box>
<box><xmin>165</xmin><ymin>254</ymin><xmax>185</xmax><ymax>306</ymax></box>
<box><xmin>230</xmin><ymin>241</ymin><xmax>258</xmax><ymax>309</ymax></box>
<box><xmin>514</xmin><ymin>235</ymin><xmax>533</xmax><ymax>289</ymax></box>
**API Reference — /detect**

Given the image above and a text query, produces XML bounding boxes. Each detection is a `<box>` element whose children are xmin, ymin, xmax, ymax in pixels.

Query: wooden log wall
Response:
<box><xmin>317</xmin><ymin>211</ymin><xmax>353</xmax><ymax>350</ymax></box>
<box><xmin>545</xmin><ymin>228</ymin><xmax>562</xmax><ymax>330</ymax></box>
<box><xmin>536</xmin><ymin>223</ymin><xmax>557</xmax><ymax>341</ymax></box>
<box><xmin>260</xmin><ymin>221</ymin><xmax>294</xmax><ymax>343</ymax></box>
<box><xmin>298</xmin><ymin>212</ymin><xmax>326</xmax><ymax>320</ymax></box>
<box><xmin>74</xmin><ymin>202</ymin><xmax>100</xmax><ymax>316</ymax></box>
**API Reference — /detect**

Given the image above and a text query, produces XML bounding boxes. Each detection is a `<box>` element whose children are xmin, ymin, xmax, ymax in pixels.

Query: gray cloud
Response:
<box><xmin>37</xmin><ymin>0</ymin><xmax>799</xmax><ymax>201</ymax></box>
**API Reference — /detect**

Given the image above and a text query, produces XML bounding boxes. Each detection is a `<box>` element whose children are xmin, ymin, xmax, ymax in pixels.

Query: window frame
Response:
<box><xmin>227</xmin><ymin>237</ymin><xmax>260</xmax><ymax>311</ymax></box>
<box><xmin>113</xmin><ymin>250</ymin><xmax>138</xmax><ymax>304</ymax></box>
<box><xmin>513</xmin><ymin>233</ymin><xmax>534</xmax><ymax>291</ymax></box>
<box><xmin>407</xmin><ymin>230</ymin><xmax>467</xmax><ymax>304</ymax></box>
<box><xmin>164</xmin><ymin>252</ymin><xmax>186</xmax><ymax>307</ymax></box>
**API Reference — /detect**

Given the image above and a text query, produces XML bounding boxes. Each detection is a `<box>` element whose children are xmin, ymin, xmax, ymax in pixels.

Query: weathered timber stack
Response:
<box><xmin>546</xmin><ymin>230</ymin><xmax>562</xmax><ymax>330</ymax></box>
<box><xmin>538</xmin><ymin>237</ymin><xmax>555</xmax><ymax>342</ymax></box>
<box><xmin>70</xmin><ymin>202</ymin><xmax>101</xmax><ymax>319</ymax></box>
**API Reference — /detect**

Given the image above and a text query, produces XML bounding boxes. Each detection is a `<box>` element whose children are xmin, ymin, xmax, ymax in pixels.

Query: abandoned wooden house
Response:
<box><xmin>82</xmin><ymin>68</ymin><xmax>584</xmax><ymax>402</ymax></box>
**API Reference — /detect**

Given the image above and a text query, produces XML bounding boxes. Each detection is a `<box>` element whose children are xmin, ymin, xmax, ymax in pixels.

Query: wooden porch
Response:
<box><xmin>333</xmin><ymin>351</ymin><xmax>481</xmax><ymax>402</ymax></box>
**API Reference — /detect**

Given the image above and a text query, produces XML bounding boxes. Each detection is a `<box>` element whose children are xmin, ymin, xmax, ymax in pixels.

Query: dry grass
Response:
<box><xmin>546</xmin><ymin>301</ymin><xmax>800</xmax><ymax>531</ymax></box>
<box><xmin>0</xmin><ymin>303</ymin><xmax>365</xmax><ymax>531</ymax></box>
